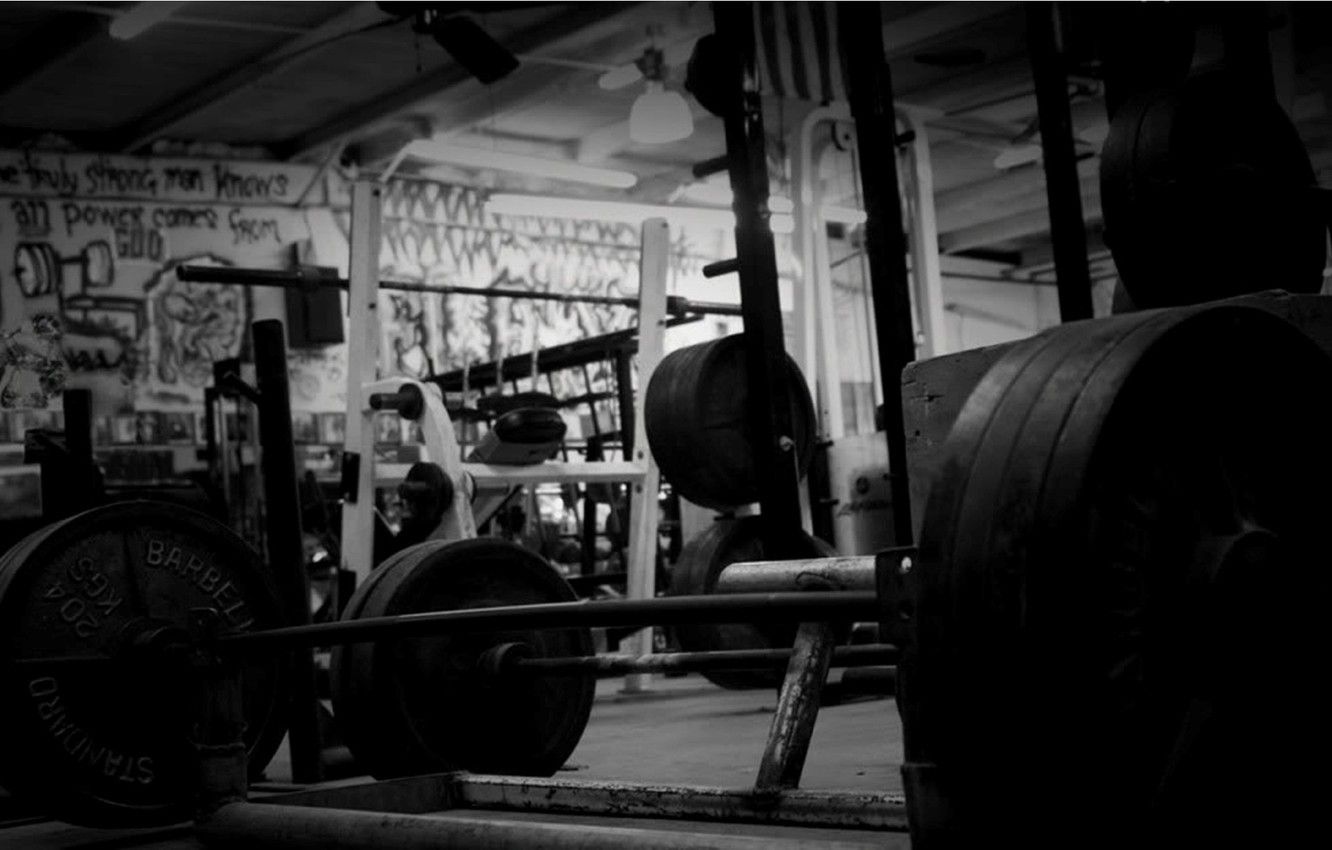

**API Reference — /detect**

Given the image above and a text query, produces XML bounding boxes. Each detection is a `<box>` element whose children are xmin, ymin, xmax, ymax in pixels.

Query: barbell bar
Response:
<box><xmin>220</xmin><ymin>590</ymin><xmax>880</xmax><ymax>654</ymax></box>
<box><xmin>494</xmin><ymin>643</ymin><xmax>899</xmax><ymax>678</ymax></box>
<box><xmin>174</xmin><ymin>264</ymin><xmax>743</xmax><ymax>316</ymax></box>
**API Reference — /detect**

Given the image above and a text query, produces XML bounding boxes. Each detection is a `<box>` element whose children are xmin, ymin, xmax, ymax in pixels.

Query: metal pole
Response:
<box><xmin>219</xmin><ymin>591</ymin><xmax>879</xmax><ymax>653</ymax></box>
<box><xmin>340</xmin><ymin>179</ymin><xmax>382</xmax><ymax>586</ymax></box>
<box><xmin>713</xmin><ymin>3</ymin><xmax>807</xmax><ymax>555</ymax></box>
<box><xmin>755</xmin><ymin>621</ymin><xmax>838</xmax><ymax>790</ymax></box>
<box><xmin>174</xmin><ymin>264</ymin><xmax>742</xmax><ymax>316</ymax></box>
<box><xmin>620</xmin><ymin>218</ymin><xmax>668</xmax><ymax>694</ymax></box>
<box><xmin>1026</xmin><ymin>1</ymin><xmax>1094</xmax><ymax>322</ymax></box>
<box><xmin>251</xmin><ymin>319</ymin><xmax>322</xmax><ymax>784</ymax></box>
<box><xmin>837</xmin><ymin>2</ymin><xmax>916</xmax><ymax>548</ymax></box>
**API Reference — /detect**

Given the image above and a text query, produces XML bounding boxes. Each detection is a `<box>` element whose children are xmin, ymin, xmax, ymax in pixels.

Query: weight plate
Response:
<box><xmin>0</xmin><ymin>501</ymin><xmax>288</xmax><ymax>828</ymax></box>
<box><xmin>908</xmin><ymin>305</ymin><xmax>1332</xmax><ymax>845</ymax></box>
<box><xmin>668</xmin><ymin>516</ymin><xmax>836</xmax><ymax>690</ymax></box>
<box><xmin>1101</xmin><ymin>70</ymin><xmax>1326</xmax><ymax>309</ymax></box>
<box><xmin>82</xmin><ymin>241</ymin><xmax>115</xmax><ymax>289</ymax></box>
<box><xmin>14</xmin><ymin>243</ymin><xmax>60</xmax><ymax>297</ymax></box>
<box><xmin>331</xmin><ymin>537</ymin><xmax>594</xmax><ymax>778</ymax></box>
<box><xmin>646</xmin><ymin>334</ymin><xmax>817</xmax><ymax>511</ymax></box>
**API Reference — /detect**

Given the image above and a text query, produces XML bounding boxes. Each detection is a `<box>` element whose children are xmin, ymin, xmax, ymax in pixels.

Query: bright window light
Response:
<box><xmin>405</xmin><ymin>139</ymin><xmax>637</xmax><ymax>189</ymax></box>
<box><xmin>110</xmin><ymin>2</ymin><xmax>188</xmax><ymax>40</ymax></box>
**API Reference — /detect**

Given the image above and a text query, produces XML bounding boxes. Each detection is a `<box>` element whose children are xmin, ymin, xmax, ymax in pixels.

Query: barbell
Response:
<box><xmin>0</xmin><ymin>503</ymin><xmax>878</xmax><ymax>827</ymax></box>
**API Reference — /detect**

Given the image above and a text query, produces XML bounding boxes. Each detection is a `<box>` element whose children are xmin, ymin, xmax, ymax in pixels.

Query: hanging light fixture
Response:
<box><xmin>628</xmin><ymin>47</ymin><xmax>693</xmax><ymax>145</ymax></box>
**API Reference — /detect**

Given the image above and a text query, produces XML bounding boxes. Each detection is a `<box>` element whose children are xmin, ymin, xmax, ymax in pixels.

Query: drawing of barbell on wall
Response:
<box><xmin>14</xmin><ymin>241</ymin><xmax>115</xmax><ymax>297</ymax></box>
<box><xmin>13</xmin><ymin>241</ymin><xmax>144</xmax><ymax>364</ymax></box>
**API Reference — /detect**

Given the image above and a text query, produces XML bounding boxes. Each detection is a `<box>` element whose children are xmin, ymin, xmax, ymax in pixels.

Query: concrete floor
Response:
<box><xmin>1</xmin><ymin>674</ymin><xmax>906</xmax><ymax>848</ymax></box>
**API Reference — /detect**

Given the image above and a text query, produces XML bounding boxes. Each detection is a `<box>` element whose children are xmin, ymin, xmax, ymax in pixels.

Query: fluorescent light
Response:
<box><xmin>679</xmin><ymin>182</ymin><xmax>731</xmax><ymax>206</ymax></box>
<box><xmin>487</xmin><ymin>194</ymin><xmax>732</xmax><ymax>227</ymax></box>
<box><xmin>598</xmin><ymin>63</ymin><xmax>643</xmax><ymax>90</ymax></box>
<box><xmin>993</xmin><ymin>144</ymin><xmax>1042</xmax><ymax>170</ymax></box>
<box><xmin>1078</xmin><ymin>122</ymin><xmax>1110</xmax><ymax>145</ymax></box>
<box><xmin>679</xmin><ymin>182</ymin><xmax>795</xmax><ymax>214</ymax></box>
<box><xmin>110</xmin><ymin>2</ymin><xmax>188</xmax><ymax>40</ymax></box>
<box><xmin>823</xmin><ymin>205</ymin><xmax>867</xmax><ymax>225</ymax></box>
<box><xmin>404</xmin><ymin>139</ymin><xmax>637</xmax><ymax>189</ymax></box>
<box><xmin>485</xmin><ymin>193</ymin><xmax>795</xmax><ymax>234</ymax></box>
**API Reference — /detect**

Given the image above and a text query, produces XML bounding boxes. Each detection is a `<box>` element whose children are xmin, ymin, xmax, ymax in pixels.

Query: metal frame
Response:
<box><xmin>712</xmin><ymin>3</ymin><xmax>808</xmax><ymax>558</ymax></box>
<box><xmin>335</xmin><ymin>195</ymin><xmax>670</xmax><ymax>693</ymax></box>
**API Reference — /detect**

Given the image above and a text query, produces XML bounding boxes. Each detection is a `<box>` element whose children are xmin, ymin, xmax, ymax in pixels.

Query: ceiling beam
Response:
<box><xmin>107</xmin><ymin>3</ymin><xmax>395</xmax><ymax>153</ymax></box>
<box><xmin>279</xmin><ymin>2</ymin><xmax>639</xmax><ymax>161</ymax></box>
<box><xmin>429</xmin><ymin>18</ymin><xmax>670</xmax><ymax>141</ymax></box>
<box><xmin>937</xmin><ymin>173</ymin><xmax>1099</xmax><ymax>234</ymax></box>
<box><xmin>882</xmin><ymin>2</ymin><xmax>1018</xmax><ymax>57</ymax></box>
<box><xmin>898</xmin><ymin>55</ymin><xmax>1033</xmax><ymax>116</ymax></box>
<box><xmin>940</xmin><ymin>192</ymin><xmax>1103</xmax><ymax>253</ymax></box>
<box><xmin>0</xmin><ymin>11</ymin><xmax>105</xmax><ymax>100</ymax></box>
<box><xmin>936</xmin><ymin>156</ymin><xmax>1099</xmax><ymax>212</ymax></box>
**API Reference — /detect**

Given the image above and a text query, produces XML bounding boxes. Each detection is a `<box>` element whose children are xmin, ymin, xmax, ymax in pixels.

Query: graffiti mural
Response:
<box><xmin>0</xmin><ymin>149</ymin><xmax>316</xmax><ymax>415</ymax></box>
<box><xmin>316</xmin><ymin>179</ymin><xmax>727</xmax><ymax>402</ymax></box>
<box><xmin>142</xmin><ymin>257</ymin><xmax>250</xmax><ymax>393</ymax></box>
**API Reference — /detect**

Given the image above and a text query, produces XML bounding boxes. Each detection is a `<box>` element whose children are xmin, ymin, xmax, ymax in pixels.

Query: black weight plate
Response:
<box><xmin>331</xmin><ymin>538</ymin><xmax>594</xmax><ymax>779</ymax></box>
<box><xmin>646</xmin><ymin>334</ymin><xmax>817</xmax><ymax>511</ymax></box>
<box><xmin>328</xmin><ymin>541</ymin><xmax>434</xmax><ymax>777</ymax></box>
<box><xmin>0</xmin><ymin>502</ymin><xmax>288</xmax><ymax>827</ymax></box>
<box><xmin>908</xmin><ymin>305</ymin><xmax>1332</xmax><ymax>845</ymax></box>
<box><xmin>669</xmin><ymin>516</ymin><xmax>836</xmax><ymax>690</ymax></box>
<box><xmin>1101</xmin><ymin>70</ymin><xmax>1326</xmax><ymax>309</ymax></box>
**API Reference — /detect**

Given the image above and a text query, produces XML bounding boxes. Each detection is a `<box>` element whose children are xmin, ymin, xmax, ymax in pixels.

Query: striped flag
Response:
<box><xmin>753</xmin><ymin>2</ymin><xmax>849</xmax><ymax>104</ymax></box>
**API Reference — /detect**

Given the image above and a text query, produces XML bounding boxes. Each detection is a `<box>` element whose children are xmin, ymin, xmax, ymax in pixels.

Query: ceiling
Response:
<box><xmin>2</xmin><ymin>1</ymin><xmax>1331</xmax><ymax>283</ymax></box>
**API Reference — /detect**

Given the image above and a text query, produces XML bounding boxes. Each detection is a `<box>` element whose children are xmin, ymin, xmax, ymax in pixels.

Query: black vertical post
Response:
<box><xmin>613</xmin><ymin>349</ymin><xmax>635</xmax><ymax>455</ymax></box>
<box><xmin>251</xmin><ymin>319</ymin><xmax>322</xmax><ymax>784</ymax></box>
<box><xmin>63</xmin><ymin>388</ymin><xmax>100</xmax><ymax>516</ymax></box>
<box><xmin>1027</xmin><ymin>2</ymin><xmax>1095</xmax><ymax>323</ymax></box>
<box><xmin>837</xmin><ymin>2</ymin><xmax>916</xmax><ymax>548</ymax></box>
<box><xmin>63</xmin><ymin>389</ymin><xmax>93</xmax><ymax>467</ymax></box>
<box><xmin>713</xmin><ymin>3</ymin><xmax>805</xmax><ymax>555</ymax></box>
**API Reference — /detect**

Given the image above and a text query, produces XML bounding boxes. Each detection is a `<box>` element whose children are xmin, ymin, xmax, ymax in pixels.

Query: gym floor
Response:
<box><xmin>2</xmin><ymin>676</ymin><xmax>905</xmax><ymax>848</ymax></box>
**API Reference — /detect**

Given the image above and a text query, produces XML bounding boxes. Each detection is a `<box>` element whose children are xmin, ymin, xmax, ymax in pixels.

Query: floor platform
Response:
<box><xmin>0</xmin><ymin>674</ymin><xmax>905</xmax><ymax>848</ymax></box>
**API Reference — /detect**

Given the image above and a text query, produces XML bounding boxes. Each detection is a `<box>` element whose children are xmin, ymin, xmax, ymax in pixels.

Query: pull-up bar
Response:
<box><xmin>174</xmin><ymin>265</ymin><xmax>742</xmax><ymax>317</ymax></box>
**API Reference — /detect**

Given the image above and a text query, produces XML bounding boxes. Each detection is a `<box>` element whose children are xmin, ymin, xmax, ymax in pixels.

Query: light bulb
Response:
<box><xmin>629</xmin><ymin>81</ymin><xmax>694</xmax><ymax>145</ymax></box>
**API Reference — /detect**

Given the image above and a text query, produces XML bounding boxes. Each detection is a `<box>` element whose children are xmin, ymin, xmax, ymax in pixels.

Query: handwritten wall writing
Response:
<box><xmin>1</xmin><ymin>150</ymin><xmax>315</xmax><ymax>414</ymax></box>
<box><xmin>0</xmin><ymin>151</ymin><xmax>320</xmax><ymax>205</ymax></box>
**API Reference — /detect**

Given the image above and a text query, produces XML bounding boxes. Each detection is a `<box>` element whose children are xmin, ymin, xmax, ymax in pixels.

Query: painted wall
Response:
<box><xmin>306</xmin><ymin>178</ymin><xmax>745</xmax><ymax>407</ymax></box>
<box><xmin>0</xmin><ymin>149</ymin><xmax>320</xmax><ymax>420</ymax></box>
<box><xmin>0</xmin><ymin>152</ymin><xmax>755</xmax><ymax>456</ymax></box>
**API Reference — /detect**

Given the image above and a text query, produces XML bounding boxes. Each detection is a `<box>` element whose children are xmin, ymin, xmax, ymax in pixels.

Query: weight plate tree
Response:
<box><xmin>331</xmin><ymin>537</ymin><xmax>596</xmax><ymax>778</ymax></box>
<box><xmin>1100</xmin><ymin>70</ymin><xmax>1326</xmax><ymax>309</ymax></box>
<box><xmin>904</xmin><ymin>305</ymin><xmax>1332</xmax><ymax>845</ymax></box>
<box><xmin>670</xmin><ymin>517</ymin><xmax>836</xmax><ymax>690</ymax></box>
<box><xmin>646</xmin><ymin>334</ymin><xmax>817</xmax><ymax>511</ymax></box>
<box><xmin>0</xmin><ymin>502</ymin><xmax>288</xmax><ymax>827</ymax></box>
